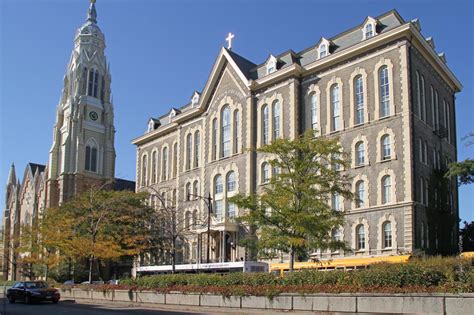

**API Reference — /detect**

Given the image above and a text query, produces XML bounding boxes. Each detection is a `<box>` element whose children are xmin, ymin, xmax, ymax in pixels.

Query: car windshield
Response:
<box><xmin>25</xmin><ymin>282</ymin><xmax>49</xmax><ymax>289</ymax></box>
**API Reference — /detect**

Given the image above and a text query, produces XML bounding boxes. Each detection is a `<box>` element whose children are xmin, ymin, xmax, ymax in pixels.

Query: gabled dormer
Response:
<box><xmin>265</xmin><ymin>54</ymin><xmax>278</xmax><ymax>75</ymax></box>
<box><xmin>426</xmin><ymin>36</ymin><xmax>435</xmax><ymax>49</ymax></box>
<box><xmin>362</xmin><ymin>16</ymin><xmax>378</xmax><ymax>40</ymax></box>
<box><xmin>147</xmin><ymin>118</ymin><xmax>161</xmax><ymax>133</ymax></box>
<box><xmin>191</xmin><ymin>91</ymin><xmax>201</xmax><ymax>108</ymax></box>
<box><xmin>411</xmin><ymin>18</ymin><xmax>422</xmax><ymax>32</ymax></box>
<box><xmin>169</xmin><ymin>107</ymin><xmax>181</xmax><ymax>120</ymax></box>
<box><xmin>317</xmin><ymin>38</ymin><xmax>332</xmax><ymax>59</ymax></box>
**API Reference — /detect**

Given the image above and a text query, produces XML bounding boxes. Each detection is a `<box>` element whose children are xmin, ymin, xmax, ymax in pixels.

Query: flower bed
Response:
<box><xmin>64</xmin><ymin>256</ymin><xmax>474</xmax><ymax>297</ymax></box>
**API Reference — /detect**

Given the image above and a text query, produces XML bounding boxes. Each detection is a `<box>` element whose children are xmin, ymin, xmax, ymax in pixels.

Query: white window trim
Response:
<box><xmin>317</xmin><ymin>38</ymin><xmax>331</xmax><ymax>59</ymax></box>
<box><xmin>377</xmin><ymin>168</ymin><xmax>397</xmax><ymax>205</ymax></box>
<box><xmin>373</xmin><ymin>58</ymin><xmax>395</xmax><ymax>120</ymax></box>
<box><xmin>349</xmin><ymin>67</ymin><xmax>369</xmax><ymax>127</ymax></box>
<box><xmin>352</xmin><ymin>218</ymin><xmax>370</xmax><ymax>253</ymax></box>
<box><xmin>377</xmin><ymin>214</ymin><xmax>398</xmax><ymax>252</ymax></box>
<box><xmin>351</xmin><ymin>134</ymin><xmax>370</xmax><ymax>168</ymax></box>
<box><xmin>362</xmin><ymin>17</ymin><xmax>378</xmax><ymax>40</ymax></box>
<box><xmin>376</xmin><ymin>127</ymin><xmax>397</xmax><ymax>163</ymax></box>
<box><xmin>257</xmin><ymin>93</ymin><xmax>284</xmax><ymax>147</ymax></box>
<box><xmin>325</xmin><ymin>76</ymin><xmax>344</xmax><ymax>134</ymax></box>
<box><xmin>306</xmin><ymin>84</ymin><xmax>322</xmax><ymax>134</ymax></box>
<box><xmin>352</xmin><ymin>174</ymin><xmax>370</xmax><ymax>209</ymax></box>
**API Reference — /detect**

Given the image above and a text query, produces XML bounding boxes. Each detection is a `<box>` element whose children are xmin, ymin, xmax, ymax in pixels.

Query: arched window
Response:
<box><xmin>212</xmin><ymin>118</ymin><xmax>217</xmax><ymax>160</ymax></box>
<box><xmin>355</xmin><ymin>75</ymin><xmax>364</xmax><ymax>125</ymax></box>
<box><xmin>310</xmin><ymin>93</ymin><xmax>318</xmax><ymax>130</ymax></box>
<box><xmin>226</xmin><ymin>171</ymin><xmax>236</xmax><ymax>192</ymax></box>
<box><xmin>214</xmin><ymin>174</ymin><xmax>223</xmax><ymax>194</ymax></box>
<box><xmin>82</xmin><ymin>67</ymin><xmax>88</xmax><ymax>95</ymax></box>
<box><xmin>151</xmin><ymin>151</ymin><xmax>157</xmax><ymax>184</ymax></box>
<box><xmin>221</xmin><ymin>105</ymin><xmax>231</xmax><ymax>157</ymax></box>
<box><xmin>319</xmin><ymin>44</ymin><xmax>327</xmax><ymax>58</ymax></box>
<box><xmin>379</xmin><ymin>66</ymin><xmax>390</xmax><ymax>117</ymax></box>
<box><xmin>88</xmin><ymin>69</ymin><xmax>94</xmax><ymax>96</ymax></box>
<box><xmin>416</xmin><ymin>71</ymin><xmax>421</xmax><ymax>117</ymax></box>
<box><xmin>332</xmin><ymin>228</ymin><xmax>342</xmax><ymax>242</ymax></box>
<box><xmin>192</xmin><ymin>209</ymin><xmax>198</xmax><ymax>226</ymax></box>
<box><xmin>162</xmin><ymin>147</ymin><xmax>168</xmax><ymax>181</ymax></box>
<box><xmin>172</xmin><ymin>143</ymin><xmax>177</xmax><ymax>178</ymax></box>
<box><xmin>85</xmin><ymin>143</ymin><xmax>98</xmax><ymax>173</ymax></box>
<box><xmin>185</xmin><ymin>211</ymin><xmax>192</xmax><ymax>228</ymax></box>
<box><xmin>194</xmin><ymin>131</ymin><xmax>200</xmax><ymax>168</ymax></box>
<box><xmin>262</xmin><ymin>104</ymin><xmax>269</xmax><ymax>145</ymax></box>
<box><xmin>356</xmin><ymin>180</ymin><xmax>365</xmax><ymax>208</ymax></box>
<box><xmin>421</xmin><ymin>75</ymin><xmax>426</xmax><ymax>121</ymax></box>
<box><xmin>381</xmin><ymin>134</ymin><xmax>391</xmax><ymax>160</ymax></box>
<box><xmin>355</xmin><ymin>141</ymin><xmax>365</xmax><ymax>166</ymax></box>
<box><xmin>193</xmin><ymin>180</ymin><xmax>199</xmax><ymax>199</ymax></box>
<box><xmin>93</xmin><ymin>70</ymin><xmax>99</xmax><ymax>98</ymax></box>
<box><xmin>332</xmin><ymin>193</ymin><xmax>342</xmax><ymax>211</ymax></box>
<box><xmin>356</xmin><ymin>224</ymin><xmax>365</xmax><ymax>250</ymax></box>
<box><xmin>228</xmin><ymin>203</ymin><xmax>236</xmax><ymax>218</ymax></box>
<box><xmin>382</xmin><ymin>175</ymin><xmax>391</xmax><ymax>204</ymax></box>
<box><xmin>233</xmin><ymin>110</ymin><xmax>240</xmax><ymax>154</ymax></box>
<box><xmin>100</xmin><ymin>76</ymin><xmax>106</xmax><ymax>102</ymax></box>
<box><xmin>185</xmin><ymin>182</ymin><xmax>191</xmax><ymax>201</ymax></box>
<box><xmin>383</xmin><ymin>221</ymin><xmax>392</xmax><ymax>248</ymax></box>
<box><xmin>365</xmin><ymin>23</ymin><xmax>374</xmax><ymax>38</ymax></box>
<box><xmin>141</xmin><ymin>154</ymin><xmax>147</xmax><ymax>186</ymax></box>
<box><xmin>331</xmin><ymin>84</ymin><xmax>341</xmax><ymax>131</ymax></box>
<box><xmin>186</xmin><ymin>133</ymin><xmax>192</xmax><ymax>170</ymax></box>
<box><xmin>261</xmin><ymin>162</ymin><xmax>270</xmax><ymax>183</ymax></box>
<box><xmin>272</xmin><ymin>101</ymin><xmax>280</xmax><ymax>139</ymax></box>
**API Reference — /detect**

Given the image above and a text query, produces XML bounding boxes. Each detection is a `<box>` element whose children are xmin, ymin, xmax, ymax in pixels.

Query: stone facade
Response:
<box><xmin>133</xmin><ymin>10</ymin><xmax>461</xmax><ymax>266</ymax></box>
<box><xmin>2</xmin><ymin>2</ymin><xmax>134</xmax><ymax>281</ymax></box>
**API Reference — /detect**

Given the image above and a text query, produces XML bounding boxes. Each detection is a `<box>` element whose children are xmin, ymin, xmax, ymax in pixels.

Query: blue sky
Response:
<box><xmin>1</xmin><ymin>0</ymin><xmax>473</xmax><ymax>223</ymax></box>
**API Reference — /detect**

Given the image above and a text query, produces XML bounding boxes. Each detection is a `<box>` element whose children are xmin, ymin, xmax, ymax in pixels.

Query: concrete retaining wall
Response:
<box><xmin>59</xmin><ymin>289</ymin><xmax>474</xmax><ymax>314</ymax></box>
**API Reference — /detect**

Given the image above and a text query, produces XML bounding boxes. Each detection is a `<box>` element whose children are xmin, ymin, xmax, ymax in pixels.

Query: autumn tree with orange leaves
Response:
<box><xmin>20</xmin><ymin>186</ymin><xmax>153</xmax><ymax>282</ymax></box>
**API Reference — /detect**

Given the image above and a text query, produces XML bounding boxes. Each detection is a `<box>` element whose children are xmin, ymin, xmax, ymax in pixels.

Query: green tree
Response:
<box><xmin>230</xmin><ymin>130</ymin><xmax>352</xmax><ymax>272</ymax></box>
<box><xmin>446</xmin><ymin>132</ymin><xmax>474</xmax><ymax>185</ymax></box>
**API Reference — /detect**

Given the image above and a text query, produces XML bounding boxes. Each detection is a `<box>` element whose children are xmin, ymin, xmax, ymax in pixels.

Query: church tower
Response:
<box><xmin>47</xmin><ymin>0</ymin><xmax>115</xmax><ymax>207</ymax></box>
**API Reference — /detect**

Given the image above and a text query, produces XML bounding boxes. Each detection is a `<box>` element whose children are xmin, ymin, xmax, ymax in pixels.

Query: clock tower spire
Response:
<box><xmin>47</xmin><ymin>0</ymin><xmax>115</xmax><ymax>207</ymax></box>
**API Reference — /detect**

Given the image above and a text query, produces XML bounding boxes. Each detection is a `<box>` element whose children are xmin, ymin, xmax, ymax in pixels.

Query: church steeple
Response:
<box><xmin>7</xmin><ymin>163</ymin><xmax>16</xmax><ymax>186</ymax></box>
<box><xmin>47</xmin><ymin>0</ymin><xmax>115</xmax><ymax>207</ymax></box>
<box><xmin>87</xmin><ymin>0</ymin><xmax>97</xmax><ymax>24</ymax></box>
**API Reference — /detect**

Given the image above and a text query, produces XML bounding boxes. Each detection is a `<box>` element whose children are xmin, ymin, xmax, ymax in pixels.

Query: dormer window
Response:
<box><xmin>319</xmin><ymin>44</ymin><xmax>327</xmax><ymax>58</ymax></box>
<box><xmin>317</xmin><ymin>38</ymin><xmax>331</xmax><ymax>59</ymax></box>
<box><xmin>266</xmin><ymin>55</ymin><xmax>277</xmax><ymax>75</ymax></box>
<box><xmin>169</xmin><ymin>108</ymin><xmax>180</xmax><ymax>120</ymax></box>
<box><xmin>147</xmin><ymin>120</ymin><xmax>155</xmax><ymax>133</ymax></box>
<box><xmin>191</xmin><ymin>92</ymin><xmax>200</xmax><ymax>108</ymax></box>
<box><xmin>363</xmin><ymin>17</ymin><xmax>378</xmax><ymax>40</ymax></box>
<box><xmin>365</xmin><ymin>24</ymin><xmax>374</xmax><ymax>39</ymax></box>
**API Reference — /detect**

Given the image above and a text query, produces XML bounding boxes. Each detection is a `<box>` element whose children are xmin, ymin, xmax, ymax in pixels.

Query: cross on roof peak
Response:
<box><xmin>226</xmin><ymin>32</ymin><xmax>235</xmax><ymax>50</ymax></box>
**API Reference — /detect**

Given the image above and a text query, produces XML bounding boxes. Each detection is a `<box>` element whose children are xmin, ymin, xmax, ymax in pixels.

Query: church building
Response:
<box><xmin>2</xmin><ymin>1</ymin><xmax>134</xmax><ymax>281</ymax></box>
<box><xmin>133</xmin><ymin>10</ymin><xmax>461</xmax><ymax>266</ymax></box>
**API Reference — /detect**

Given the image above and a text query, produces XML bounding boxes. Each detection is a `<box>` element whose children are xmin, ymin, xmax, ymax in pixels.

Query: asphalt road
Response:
<box><xmin>0</xmin><ymin>298</ymin><xmax>208</xmax><ymax>315</ymax></box>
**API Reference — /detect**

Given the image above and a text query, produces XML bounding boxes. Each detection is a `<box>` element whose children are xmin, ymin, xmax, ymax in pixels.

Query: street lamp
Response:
<box><xmin>187</xmin><ymin>192</ymin><xmax>213</xmax><ymax>263</ymax></box>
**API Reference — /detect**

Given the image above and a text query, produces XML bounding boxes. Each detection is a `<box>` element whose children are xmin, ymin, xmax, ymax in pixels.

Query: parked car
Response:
<box><xmin>6</xmin><ymin>281</ymin><xmax>60</xmax><ymax>304</ymax></box>
<box><xmin>81</xmin><ymin>280</ymin><xmax>104</xmax><ymax>285</ymax></box>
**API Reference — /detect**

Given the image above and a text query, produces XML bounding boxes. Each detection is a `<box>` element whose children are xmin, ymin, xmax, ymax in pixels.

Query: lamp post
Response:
<box><xmin>187</xmin><ymin>192</ymin><xmax>213</xmax><ymax>263</ymax></box>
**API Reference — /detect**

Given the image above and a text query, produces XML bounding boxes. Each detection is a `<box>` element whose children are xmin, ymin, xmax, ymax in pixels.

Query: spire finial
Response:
<box><xmin>87</xmin><ymin>0</ymin><xmax>97</xmax><ymax>24</ymax></box>
<box><xmin>7</xmin><ymin>163</ymin><xmax>17</xmax><ymax>186</ymax></box>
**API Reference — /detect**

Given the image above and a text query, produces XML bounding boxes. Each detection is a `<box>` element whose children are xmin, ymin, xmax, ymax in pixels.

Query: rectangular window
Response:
<box><xmin>355</xmin><ymin>77</ymin><xmax>364</xmax><ymax>125</ymax></box>
<box><xmin>380</xmin><ymin>67</ymin><xmax>390</xmax><ymax>117</ymax></box>
<box><xmin>215</xmin><ymin>200</ymin><xmax>223</xmax><ymax>222</ymax></box>
<box><xmin>331</xmin><ymin>85</ymin><xmax>340</xmax><ymax>131</ymax></box>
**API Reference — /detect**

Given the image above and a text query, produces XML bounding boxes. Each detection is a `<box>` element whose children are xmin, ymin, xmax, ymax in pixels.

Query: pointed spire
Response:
<box><xmin>7</xmin><ymin>163</ymin><xmax>16</xmax><ymax>186</ymax></box>
<box><xmin>87</xmin><ymin>0</ymin><xmax>97</xmax><ymax>24</ymax></box>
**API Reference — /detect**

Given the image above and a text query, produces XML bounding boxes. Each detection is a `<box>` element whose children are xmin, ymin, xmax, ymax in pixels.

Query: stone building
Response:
<box><xmin>2</xmin><ymin>1</ymin><xmax>134</xmax><ymax>281</ymax></box>
<box><xmin>133</xmin><ymin>9</ymin><xmax>461</xmax><ymax>266</ymax></box>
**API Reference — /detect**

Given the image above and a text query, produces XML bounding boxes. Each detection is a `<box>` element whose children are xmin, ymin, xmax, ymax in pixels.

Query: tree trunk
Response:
<box><xmin>44</xmin><ymin>264</ymin><xmax>49</xmax><ymax>281</ymax></box>
<box><xmin>172</xmin><ymin>238</ymin><xmax>176</xmax><ymax>274</ymax></box>
<box><xmin>289</xmin><ymin>247</ymin><xmax>295</xmax><ymax>273</ymax></box>
<box><xmin>88</xmin><ymin>255</ymin><xmax>94</xmax><ymax>283</ymax></box>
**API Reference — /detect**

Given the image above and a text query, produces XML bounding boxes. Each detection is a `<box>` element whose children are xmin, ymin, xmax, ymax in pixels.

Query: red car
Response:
<box><xmin>6</xmin><ymin>281</ymin><xmax>60</xmax><ymax>304</ymax></box>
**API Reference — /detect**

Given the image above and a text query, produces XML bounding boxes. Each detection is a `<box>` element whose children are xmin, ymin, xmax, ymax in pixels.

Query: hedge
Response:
<box><xmin>80</xmin><ymin>256</ymin><xmax>474</xmax><ymax>296</ymax></box>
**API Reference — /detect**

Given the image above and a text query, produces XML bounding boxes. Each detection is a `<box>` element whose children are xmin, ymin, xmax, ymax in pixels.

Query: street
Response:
<box><xmin>0</xmin><ymin>298</ymin><xmax>208</xmax><ymax>315</ymax></box>
<box><xmin>0</xmin><ymin>298</ymin><xmax>313</xmax><ymax>315</ymax></box>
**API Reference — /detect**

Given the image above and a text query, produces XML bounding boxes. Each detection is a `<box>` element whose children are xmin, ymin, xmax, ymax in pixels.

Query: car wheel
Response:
<box><xmin>8</xmin><ymin>296</ymin><xmax>15</xmax><ymax>304</ymax></box>
<box><xmin>24</xmin><ymin>295</ymin><xmax>31</xmax><ymax>304</ymax></box>
<box><xmin>52</xmin><ymin>299</ymin><xmax>59</xmax><ymax>304</ymax></box>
